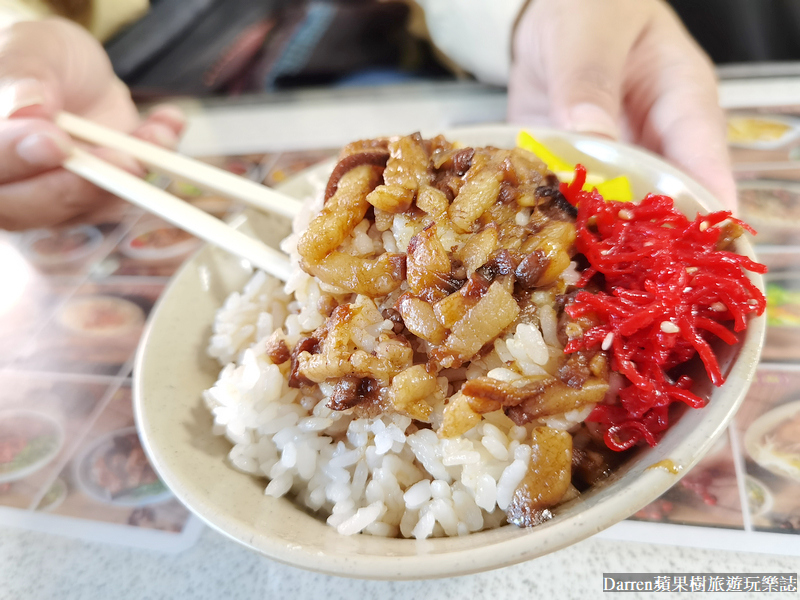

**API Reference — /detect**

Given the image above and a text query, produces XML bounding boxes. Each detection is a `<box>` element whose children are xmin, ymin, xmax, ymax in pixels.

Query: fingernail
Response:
<box><xmin>151</xmin><ymin>104</ymin><xmax>187</xmax><ymax>129</ymax></box>
<box><xmin>150</xmin><ymin>126</ymin><xmax>179</xmax><ymax>149</ymax></box>
<box><xmin>0</xmin><ymin>79</ymin><xmax>46</xmax><ymax>118</ymax></box>
<box><xmin>16</xmin><ymin>132</ymin><xmax>73</xmax><ymax>165</ymax></box>
<box><xmin>567</xmin><ymin>102</ymin><xmax>620</xmax><ymax>139</ymax></box>
<box><xmin>96</xmin><ymin>148</ymin><xmax>144</xmax><ymax>176</ymax></box>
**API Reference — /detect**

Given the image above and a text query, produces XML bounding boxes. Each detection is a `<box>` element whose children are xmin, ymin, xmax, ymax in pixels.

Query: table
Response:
<box><xmin>1</xmin><ymin>526</ymin><xmax>796</xmax><ymax>599</ymax></box>
<box><xmin>1</xmin><ymin>81</ymin><xmax>799</xmax><ymax>599</ymax></box>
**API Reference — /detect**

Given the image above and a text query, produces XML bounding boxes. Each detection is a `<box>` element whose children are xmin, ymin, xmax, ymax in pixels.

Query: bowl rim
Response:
<box><xmin>20</xmin><ymin>224</ymin><xmax>104</xmax><ymax>266</ymax></box>
<box><xmin>133</xmin><ymin>124</ymin><xmax>766</xmax><ymax>579</ymax></box>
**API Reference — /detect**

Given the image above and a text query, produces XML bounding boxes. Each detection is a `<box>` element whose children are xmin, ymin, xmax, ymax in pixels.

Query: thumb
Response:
<box><xmin>0</xmin><ymin>21</ymin><xmax>66</xmax><ymax>120</ymax></box>
<box><xmin>518</xmin><ymin>1</ymin><xmax>645</xmax><ymax>138</ymax></box>
<box><xmin>0</xmin><ymin>18</ymin><xmax>126</xmax><ymax>122</ymax></box>
<box><xmin>546</xmin><ymin>34</ymin><xmax>631</xmax><ymax>139</ymax></box>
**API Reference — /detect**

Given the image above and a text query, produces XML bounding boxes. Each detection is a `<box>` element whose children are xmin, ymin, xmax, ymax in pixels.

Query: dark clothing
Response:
<box><xmin>670</xmin><ymin>0</ymin><xmax>800</xmax><ymax>64</ymax></box>
<box><xmin>105</xmin><ymin>0</ymin><xmax>437</xmax><ymax>99</ymax></box>
<box><xmin>106</xmin><ymin>0</ymin><xmax>800</xmax><ymax>99</ymax></box>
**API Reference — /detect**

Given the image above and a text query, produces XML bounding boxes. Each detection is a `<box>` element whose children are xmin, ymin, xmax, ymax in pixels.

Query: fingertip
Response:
<box><xmin>91</xmin><ymin>147</ymin><xmax>145</xmax><ymax>177</ymax></box>
<box><xmin>134</xmin><ymin>122</ymin><xmax>180</xmax><ymax>150</ymax></box>
<box><xmin>0</xmin><ymin>167</ymin><xmax>116</xmax><ymax>230</ymax></box>
<box><xmin>59</xmin><ymin>194</ymin><xmax>128</xmax><ymax>227</ymax></box>
<box><xmin>146</xmin><ymin>104</ymin><xmax>186</xmax><ymax>134</ymax></box>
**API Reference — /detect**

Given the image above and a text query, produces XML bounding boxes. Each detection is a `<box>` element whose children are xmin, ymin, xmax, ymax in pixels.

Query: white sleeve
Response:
<box><xmin>0</xmin><ymin>0</ymin><xmax>148</xmax><ymax>41</ymax></box>
<box><xmin>414</xmin><ymin>0</ymin><xmax>527</xmax><ymax>86</ymax></box>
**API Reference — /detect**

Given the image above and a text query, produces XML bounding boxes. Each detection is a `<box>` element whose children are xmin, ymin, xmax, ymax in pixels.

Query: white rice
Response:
<box><xmin>203</xmin><ymin>266</ymin><xmax>586</xmax><ymax>538</ymax></box>
<box><xmin>203</xmin><ymin>181</ymin><xmax>587</xmax><ymax>540</ymax></box>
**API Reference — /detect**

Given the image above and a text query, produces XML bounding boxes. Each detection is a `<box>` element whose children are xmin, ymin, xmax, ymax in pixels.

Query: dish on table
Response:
<box><xmin>762</xmin><ymin>273</ymin><xmax>800</xmax><ymax>361</ymax></box>
<box><xmin>20</xmin><ymin>225</ymin><xmax>103</xmax><ymax>267</ymax></box>
<box><xmin>134</xmin><ymin>125</ymin><xmax>765</xmax><ymax>579</ymax></box>
<box><xmin>0</xmin><ymin>410</ymin><xmax>64</xmax><ymax>484</ymax></box>
<box><xmin>736</xmin><ymin>181</ymin><xmax>800</xmax><ymax>246</ymax></box>
<box><xmin>36</xmin><ymin>477</ymin><xmax>68</xmax><ymax>512</ymax></box>
<box><xmin>745</xmin><ymin>400</ymin><xmax>800</xmax><ymax>483</ymax></box>
<box><xmin>745</xmin><ymin>475</ymin><xmax>773</xmax><ymax>517</ymax></box>
<box><xmin>727</xmin><ymin>114</ymin><xmax>800</xmax><ymax>149</ymax></box>
<box><xmin>120</xmin><ymin>221</ymin><xmax>200</xmax><ymax>262</ymax></box>
<box><xmin>57</xmin><ymin>295</ymin><xmax>146</xmax><ymax>338</ymax></box>
<box><xmin>73</xmin><ymin>427</ymin><xmax>171</xmax><ymax>507</ymax></box>
<box><xmin>766</xmin><ymin>274</ymin><xmax>800</xmax><ymax>328</ymax></box>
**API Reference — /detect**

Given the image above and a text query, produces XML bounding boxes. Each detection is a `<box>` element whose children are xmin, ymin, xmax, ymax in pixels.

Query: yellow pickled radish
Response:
<box><xmin>594</xmin><ymin>175</ymin><xmax>632</xmax><ymax>202</ymax></box>
<box><xmin>516</xmin><ymin>130</ymin><xmax>573</xmax><ymax>173</ymax></box>
<box><xmin>516</xmin><ymin>130</ymin><xmax>633</xmax><ymax>202</ymax></box>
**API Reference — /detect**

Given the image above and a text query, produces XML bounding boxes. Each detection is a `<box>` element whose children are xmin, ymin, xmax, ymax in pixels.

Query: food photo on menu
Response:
<box><xmin>0</xmin><ymin>373</ymin><xmax>110</xmax><ymax>512</ymax></box>
<box><xmin>46</xmin><ymin>384</ymin><xmax>191</xmax><ymax>533</ymax></box>
<box><xmin>0</xmin><ymin>368</ymin><xmax>198</xmax><ymax>547</ymax></box>
<box><xmin>727</xmin><ymin>112</ymin><xmax>800</xmax><ymax>165</ymax></box>
<box><xmin>15</xmin><ymin>206</ymin><xmax>138</xmax><ymax>278</ymax></box>
<box><xmin>736</xmin><ymin>367</ymin><xmax>800</xmax><ymax>534</ymax></box>
<box><xmin>11</xmin><ymin>280</ymin><xmax>162</xmax><ymax>377</ymax></box>
<box><xmin>104</xmin><ymin>215</ymin><xmax>202</xmax><ymax>278</ymax></box>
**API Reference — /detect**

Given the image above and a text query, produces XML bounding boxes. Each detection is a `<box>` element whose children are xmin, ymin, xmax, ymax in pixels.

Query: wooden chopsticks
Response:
<box><xmin>58</xmin><ymin>112</ymin><xmax>295</xmax><ymax>282</ymax></box>
<box><xmin>58</xmin><ymin>112</ymin><xmax>300</xmax><ymax>220</ymax></box>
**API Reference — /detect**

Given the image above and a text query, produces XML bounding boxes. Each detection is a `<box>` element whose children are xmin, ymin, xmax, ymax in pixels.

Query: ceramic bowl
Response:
<box><xmin>134</xmin><ymin>125</ymin><xmax>765</xmax><ymax>579</ymax></box>
<box><xmin>20</xmin><ymin>224</ymin><xmax>103</xmax><ymax>267</ymax></box>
